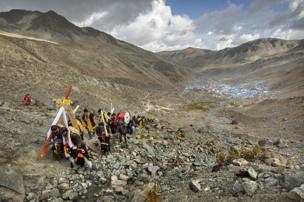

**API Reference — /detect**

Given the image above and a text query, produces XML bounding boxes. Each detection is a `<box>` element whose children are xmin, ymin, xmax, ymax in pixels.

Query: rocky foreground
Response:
<box><xmin>0</xmin><ymin>95</ymin><xmax>303</xmax><ymax>202</ymax></box>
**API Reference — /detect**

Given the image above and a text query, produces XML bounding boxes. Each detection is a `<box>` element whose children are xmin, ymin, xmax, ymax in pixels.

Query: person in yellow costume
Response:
<box><xmin>138</xmin><ymin>116</ymin><xmax>145</xmax><ymax>129</ymax></box>
<box><xmin>82</xmin><ymin>108</ymin><xmax>96</xmax><ymax>139</ymax></box>
<box><xmin>75</xmin><ymin>115</ymin><xmax>84</xmax><ymax>140</ymax></box>
<box><xmin>97</xmin><ymin>109</ymin><xmax>110</xmax><ymax>123</ymax></box>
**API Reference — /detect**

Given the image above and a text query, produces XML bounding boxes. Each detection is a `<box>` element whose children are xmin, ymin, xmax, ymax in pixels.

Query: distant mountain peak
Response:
<box><xmin>0</xmin><ymin>9</ymin><xmax>93</xmax><ymax>41</ymax></box>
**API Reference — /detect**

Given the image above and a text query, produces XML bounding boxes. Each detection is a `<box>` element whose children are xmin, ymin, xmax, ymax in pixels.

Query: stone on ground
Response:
<box><xmin>189</xmin><ymin>179</ymin><xmax>202</xmax><ymax>192</ymax></box>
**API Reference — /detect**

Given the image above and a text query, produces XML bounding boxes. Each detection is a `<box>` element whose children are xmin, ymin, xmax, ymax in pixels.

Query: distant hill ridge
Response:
<box><xmin>157</xmin><ymin>38</ymin><xmax>303</xmax><ymax>67</ymax></box>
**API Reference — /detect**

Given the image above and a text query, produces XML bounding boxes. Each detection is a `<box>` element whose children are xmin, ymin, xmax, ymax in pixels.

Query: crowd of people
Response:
<box><xmin>47</xmin><ymin>108</ymin><xmax>146</xmax><ymax>170</ymax></box>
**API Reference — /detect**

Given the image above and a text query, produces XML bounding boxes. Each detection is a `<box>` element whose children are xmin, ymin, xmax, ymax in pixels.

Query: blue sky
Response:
<box><xmin>0</xmin><ymin>0</ymin><xmax>303</xmax><ymax>51</ymax></box>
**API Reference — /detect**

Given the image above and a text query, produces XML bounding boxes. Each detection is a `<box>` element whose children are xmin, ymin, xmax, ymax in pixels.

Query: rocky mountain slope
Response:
<box><xmin>1</xmin><ymin>92</ymin><xmax>303</xmax><ymax>202</ymax></box>
<box><xmin>0</xmin><ymin>9</ymin><xmax>186</xmax><ymax>107</ymax></box>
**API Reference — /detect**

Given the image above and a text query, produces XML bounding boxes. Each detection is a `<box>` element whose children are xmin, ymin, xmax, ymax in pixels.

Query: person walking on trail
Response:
<box><xmin>49</xmin><ymin>125</ymin><xmax>68</xmax><ymax>160</ymax></box>
<box><xmin>117</xmin><ymin>120</ymin><xmax>128</xmax><ymax>144</ymax></box>
<box><xmin>97</xmin><ymin>109</ymin><xmax>111</xmax><ymax>133</ymax></box>
<box><xmin>97</xmin><ymin>109</ymin><xmax>111</xmax><ymax>123</ymax></box>
<box><xmin>109</xmin><ymin>113</ymin><xmax>117</xmax><ymax>134</ymax></box>
<box><xmin>96</xmin><ymin>122</ymin><xmax>110</xmax><ymax>155</ymax></box>
<box><xmin>75</xmin><ymin>115</ymin><xmax>84</xmax><ymax>140</ymax></box>
<box><xmin>69</xmin><ymin>142</ymin><xmax>92</xmax><ymax>170</ymax></box>
<box><xmin>82</xmin><ymin>108</ymin><xmax>96</xmax><ymax>139</ymax></box>
<box><xmin>138</xmin><ymin>115</ymin><xmax>145</xmax><ymax>128</ymax></box>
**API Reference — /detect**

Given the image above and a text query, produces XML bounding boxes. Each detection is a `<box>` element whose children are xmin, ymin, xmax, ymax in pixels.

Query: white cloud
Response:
<box><xmin>109</xmin><ymin>0</ymin><xmax>204</xmax><ymax>51</ymax></box>
<box><xmin>105</xmin><ymin>0</ymin><xmax>302</xmax><ymax>51</ymax></box>
<box><xmin>271</xmin><ymin>28</ymin><xmax>304</xmax><ymax>39</ymax></box>
<box><xmin>2</xmin><ymin>0</ymin><xmax>304</xmax><ymax>51</ymax></box>
<box><xmin>239</xmin><ymin>33</ymin><xmax>260</xmax><ymax>43</ymax></box>
<box><xmin>289</xmin><ymin>0</ymin><xmax>304</xmax><ymax>11</ymax></box>
<box><xmin>75</xmin><ymin>11</ymin><xmax>108</xmax><ymax>27</ymax></box>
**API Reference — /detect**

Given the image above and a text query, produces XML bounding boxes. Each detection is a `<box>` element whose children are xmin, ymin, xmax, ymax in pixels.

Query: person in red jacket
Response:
<box><xmin>23</xmin><ymin>94</ymin><xmax>32</xmax><ymax>105</ymax></box>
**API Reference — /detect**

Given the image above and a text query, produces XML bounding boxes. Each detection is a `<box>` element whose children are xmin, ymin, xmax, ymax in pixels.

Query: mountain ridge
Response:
<box><xmin>157</xmin><ymin>38</ymin><xmax>303</xmax><ymax>68</ymax></box>
<box><xmin>0</xmin><ymin>9</ymin><xmax>188</xmax><ymax>106</ymax></box>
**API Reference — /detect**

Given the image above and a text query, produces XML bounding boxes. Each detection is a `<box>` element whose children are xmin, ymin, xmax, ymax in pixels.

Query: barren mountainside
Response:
<box><xmin>0</xmin><ymin>9</ymin><xmax>187</xmax><ymax>107</ymax></box>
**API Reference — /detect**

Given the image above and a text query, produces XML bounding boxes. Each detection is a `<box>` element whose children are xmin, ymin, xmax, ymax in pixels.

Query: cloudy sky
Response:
<box><xmin>0</xmin><ymin>0</ymin><xmax>303</xmax><ymax>51</ymax></box>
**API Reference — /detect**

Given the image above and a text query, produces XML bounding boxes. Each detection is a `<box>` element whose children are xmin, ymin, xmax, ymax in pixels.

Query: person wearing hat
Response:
<box><xmin>49</xmin><ymin>126</ymin><xmax>67</xmax><ymax>160</ymax></box>
<box><xmin>96</xmin><ymin>122</ymin><xmax>110</xmax><ymax>155</ymax></box>
<box><xmin>82</xmin><ymin>108</ymin><xmax>96</xmax><ymax>139</ymax></box>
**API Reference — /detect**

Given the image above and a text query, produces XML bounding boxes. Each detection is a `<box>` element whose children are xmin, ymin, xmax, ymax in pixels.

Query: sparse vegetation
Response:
<box><xmin>184</xmin><ymin>102</ymin><xmax>214</xmax><ymax>111</ymax></box>
<box><xmin>216</xmin><ymin>145</ymin><xmax>263</xmax><ymax>164</ymax></box>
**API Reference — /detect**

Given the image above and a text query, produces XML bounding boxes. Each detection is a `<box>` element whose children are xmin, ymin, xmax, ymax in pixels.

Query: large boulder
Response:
<box><xmin>0</xmin><ymin>166</ymin><xmax>25</xmax><ymax>202</ymax></box>
<box><xmin>283</xmin><ymin>171</ymin><xmax>304</xmax><ymax>191</ymax></box>
<box><xmin>227</xmin><ymin>180</ymin><xmax>244</xmax><ymax>196</ymax></box>
<box><xmin>242</xmin><ymin>180</ymin><xmax>258</xmax><ymax>196</ymax></box>
<box><xmin>288</xmin><ymin>184</ymin><xmax>304</xmax><ymax>202</ymax></box>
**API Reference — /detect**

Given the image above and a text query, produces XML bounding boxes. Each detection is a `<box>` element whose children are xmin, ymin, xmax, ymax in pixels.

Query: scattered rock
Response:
<box><xmin>114</xmin><ymin>186</ymin><xmax>124</xmax><ymax>194</ymax></box>
<box><xmin>273</xmin><ymin>139</ymin><xmax>288</xmax><ymax>148</ymax></box>
<box><xmin>288</xmin><ymin>184</ymin><xmax>304</xmax><ymax>202</ymax></box>
<box><xmin>52</xmin><ymin>198</ymin><xmax>64</xmax><ymax>202</ymax></box>
<box><xmin>49</xmin><ymin>188</ymin><xmax>60</xmax><ymax>198</ymax></box>
<box><xmin>232</xmin><ymin>158</ymin><xmax>249</xmax><ymax>166</ymax></box>
<box><xmin>112</xmin><ymin>179</ymin><xmax>127</xmax><ymax>187</ymax></box>
<box><xmin>113</xmin><ymin>162</ymin><xmax>120</xmax><ymax>169</ymax></box>
<box><xmin>265</xmin><ymin>177</ymin><xmax>279</xmax><ymax>187</ymax></box>
<box><xmin>103</xmin><ymin>195</ymin><xmax>113</xmax><ymax>202</ymax></box>
<box><xmin>147</xmin><ymin>165</ymin><xmax>160</xmax><ymax>176</ymax></box>
<box><xmin>39</xmin><ymin>190</ymin><xmax>49</xmax><ymax>201</ymax></box>
<box><xmin>242</xmin><ymin>180</ymin><xmax>258</xmax><ymax>196</ymax></box>
<box><xmin>26</xmin><ymin>192</ymin><xmax>35</xmax><ymax>201</ymax></box>
<box><xmin>265</xmin><ymin>157</ymin><xmax>287</xmax><ymax>167</ymax></box>
<box><xmin>111</xmin><ymin>175</ymin><xmax>118</xmax><ymax>182</ymax></box>
<box><xmin>129</xmin><ymin>183</ymin><xmax>159</xmax><ymax>202</ymax></box>
<box><xmin>227</xmin><ymin>180</ymin><xmax>244</xmax><ymax>196</ymax></box>
<box><xmin>248</xmin><ymin>167</ymin><xmax>258</xmax><ymax>180</ymax></box>
<box><xmin>58</xmin><ymin>182</ymin><xmax>70</xmax><ymax>190</ymax></box>
<box><xmin>164</xmin><ymin>133</ymin><xmax>173</xmax><ymax>140</ymax></box>
<box><xmin>142</xmin><ymin>142</ymin><xmax>155</xmax><ymax>157</ymax></box>
<box><xmin>119</xmin><ymin>174</ymin><xmax>129</xmax><ymax>181</ymax></box>
<box><xmin>271</xmin><ymin>166</ymin><xmax>285</xmax><ymax>174</ymax></box>
<box><xmin>258</xmin><ymin>138</ymin><xmax>273</xmax><ymax>148</ymax></box>
<box><xmin>189</xmin><ymin>179</ymin><xmax>202</xmax><ymax>192</ymax></box>
<box><xmin>62</xmin><ymin>190</ymin><xmax>78</xmax><ymax>200</ymax></box>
